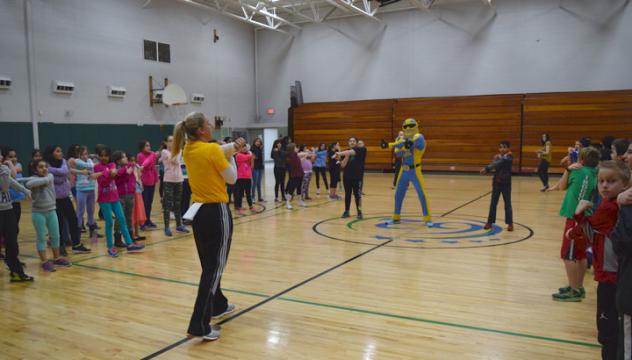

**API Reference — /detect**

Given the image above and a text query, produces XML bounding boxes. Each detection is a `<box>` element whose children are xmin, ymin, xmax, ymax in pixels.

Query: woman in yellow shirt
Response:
<box><xmin>536</xmin><ymin>133</ymin><xmax>552</xmax><ymax>192</ymax></box>
<box><xmin>172</xmin><ymin>112</ymin><xmax>245</xmax><ymax>341</ymax></box>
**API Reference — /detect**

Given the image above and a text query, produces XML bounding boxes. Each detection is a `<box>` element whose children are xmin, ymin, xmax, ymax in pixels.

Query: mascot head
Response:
<box><xmin>402</xmin><ymin>118</ymin><xmax>418</xmax><ymax>139</ymax></box>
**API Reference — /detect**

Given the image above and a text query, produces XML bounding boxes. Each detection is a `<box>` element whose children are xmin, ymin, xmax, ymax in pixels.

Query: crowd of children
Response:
<box><xmin>0</xmin><ymin>135</ymin><xmax>367</xmax><ymax>278</ymax></box>
<box><xmin>477</xmin><ymin>135</ymin><xmax>632</xmax><ymax>360</ymax></box>
<box><xmin>3</xmin><ymin>131</ymin><xmax>631</xmax><ymax>359</ymax></box>
<box><xmin>546</xmin><ymin>136</ymin><xmax>632</xmax><ymax>360</ymax></box>
<box><xmin>0</xmin><ymin>138</ymin><xmax>216</xmax><ymax>280</ymax></box>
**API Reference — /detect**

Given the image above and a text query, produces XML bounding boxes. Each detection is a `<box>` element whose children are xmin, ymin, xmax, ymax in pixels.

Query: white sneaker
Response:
<box><xmin>202</xmin><ymin>325</ymin><xmax>221</xmax><ymax>341</ymax></box>
<box><xmin>316</xmin><ymin>189</ymin><xmax>320</xmax><ymax>195</ymax></box>
<box><xmin>212</xmin><ymin>304</ymin><xmax>237</xmax><ymax>319</ymax></box>
<box><xmin>286</xmin><ymin>200</ymin><xmax>293</xmax><ymax>209</ymax></box>
<box><xmin>299</xmin><ymin>200</ymin><xmax>307</xmax><ymax>207</ymax></box>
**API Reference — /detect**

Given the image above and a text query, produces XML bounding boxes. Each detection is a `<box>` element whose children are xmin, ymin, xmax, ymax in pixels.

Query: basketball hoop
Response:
<box><xmin>163</xmin><ymin>83</ymin><xmax>189</xmax><ymax>123</ymax></box>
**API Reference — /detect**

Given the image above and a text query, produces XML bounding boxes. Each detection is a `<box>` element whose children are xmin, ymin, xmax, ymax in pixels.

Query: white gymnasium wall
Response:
<box><xmin>0</xmin><ymin>0</ymin><xmax>255</xmax><ymax>127</ymax></box>
<box><xmin>256</xmin><ymin>0</ymin><xmax>632</xmax><ymax>124</ymax></box>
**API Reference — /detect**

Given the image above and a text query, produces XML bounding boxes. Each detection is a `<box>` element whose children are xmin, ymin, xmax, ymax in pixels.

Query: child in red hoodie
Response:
<box><xmin>572</xmin><ymin>160</ymin><xmax>630</xmax><ymax>360</ymax></box>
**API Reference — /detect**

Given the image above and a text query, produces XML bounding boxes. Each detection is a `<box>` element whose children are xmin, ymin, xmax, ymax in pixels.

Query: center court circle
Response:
<box><xmin>312</xmin><ymin>214</ymin><xmax>533</xmax><ymax>249</ymax></box>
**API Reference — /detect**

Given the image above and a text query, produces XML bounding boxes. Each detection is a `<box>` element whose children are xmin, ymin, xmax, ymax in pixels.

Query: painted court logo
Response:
<box><xmin>313</xmin><ymin>214</ymin><xmax>533</xmax><ymax>249</ymax></box>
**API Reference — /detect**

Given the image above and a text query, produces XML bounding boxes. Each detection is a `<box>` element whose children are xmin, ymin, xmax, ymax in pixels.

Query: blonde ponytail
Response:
<box><xmin>172</xmin><ymin>120</ymin><xmax>186</xmax><ymax>159</ymax></box>
<box><xmin>171</xmin><ymin>112</ymin><xmax>208</xmax><ymax>159</ymax></box>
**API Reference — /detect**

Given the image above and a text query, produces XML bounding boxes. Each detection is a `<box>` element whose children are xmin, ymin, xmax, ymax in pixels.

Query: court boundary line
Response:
<box><xmin>139</xmin><ymin>240</ymin><xmax>393</xmax><ymax>359</ymax></box>
<box><xmin>73</xmin><ymin>263</ymin><xmax>601</xmax><ymax>350</ymax></box>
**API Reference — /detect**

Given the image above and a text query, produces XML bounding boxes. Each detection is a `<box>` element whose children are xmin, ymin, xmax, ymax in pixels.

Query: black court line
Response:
<box><xmin>141</xmin><ymin>192</ymin><xmax>492</xmax><ymax>358</ymax></box>
<box><xmin>140</xmin><ymin>239</ymin><xmax>393</xmax><ymax>360</ymax></box>
<box><xmin>440</xmin><ymin>190</ymin><xmax>491</xmax><ymax>217</ymax></box>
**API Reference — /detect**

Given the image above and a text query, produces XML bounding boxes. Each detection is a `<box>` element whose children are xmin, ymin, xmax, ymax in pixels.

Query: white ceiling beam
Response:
<box><xmin>320</xmin><ymin>6</ymin><xmax>338</xmax><ymax>22</ymax></box>
<box><xmin>174</xmin><ymin>0</ymin><xmax>290</xmax><ymax>33</ymax></box>
<box><xmin>323</xmin><ymin>0</ymin><xmax>351</xmax><ymax>12</ymax></box>
<box><xmin>310</xmin><ymin>1</ymin><xmax>320</xmax><ymax>22</ymax></box>
<box><xmin>268</xmin><ymin>1</ymin><xmax>317</xmax><ymax>22</ymax></box>
<box><xmin>330</xmin><ymin>0</ymin><xmax>382</xmax><ymax>22</ymax></box>
<box><xmin>243</xmin><ymin>2</ymin><xmax>302</xmax><ymax>28</ymax></box>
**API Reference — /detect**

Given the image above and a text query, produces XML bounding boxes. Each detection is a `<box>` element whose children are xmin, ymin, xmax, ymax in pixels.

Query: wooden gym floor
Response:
<box><xmin>0</xmin><ymin>169</ymin><xmax>600</xmax><ymax>359</ymax></box>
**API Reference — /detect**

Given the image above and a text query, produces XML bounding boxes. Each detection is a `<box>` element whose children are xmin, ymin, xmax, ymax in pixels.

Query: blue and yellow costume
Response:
<box><xmin>381</xmin><ymin>118</ymin><xmax>432</xmax><ymax>226</ymax></box>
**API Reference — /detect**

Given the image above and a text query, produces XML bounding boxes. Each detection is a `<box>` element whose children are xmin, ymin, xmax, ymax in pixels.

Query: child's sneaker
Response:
<box><xmin>127</xmin><ymin>242</ymin><xmax>145</xmax><ymax>253</ymax></box>
<box><xmin>53</xmin><ymin>258</ymin><xmax>72</xmax><ymax>268</ymax></box>
<box><xmin>108</xmin><ymin>247</ymin><xmax>119</xmax><ymax>257</ymax></box>
<box><xmin>144</xmin><ymin>223</ymin><xmax>158</xmax><ymax>230</ymax></box>
<box><xmin>60</xmin><ymin>247</ymin><xmax>68</xmax><ymax>257</ymax></box>
<box><xmin>114</xmin><ymin>232</ymin><xmax>127</xmax><ymax>248</ymax></box>
<box><xmin>357</xmin><ymin>211</ymin><xmax>363</xmax><ymax>220</ymax></box>
<box><xmin>202</xmin><ymin>325</ymin><xmax>221</xmax><ymax>341</ymax></box>
<box><xmin>212</xmin><ymin>304</ymin><xmax>237</xmax><ymax>319</ymax></box>
<box><xmin>341</xmin><ymin>211</ymin><xmax>350</xmax><ymax>218</ymax></box>
<box><xmin>133</xmin><ymin>235</ymin><xmax>147</xmax><ymax>241</ymax></box>
<box><xmin>164</xmin><ymin>228</ymin><xmax>173</xmax><ymax>237</ymax></box>
<box><xmin>249</xmin><ymin>206</ymin><xmax>256</xmax><ymax>213</ymax></box>
<box><xmin>72</xmin><ymin>243</ymin><xmax>92</xmax><ymax>254</ymax></box>
<box><xmin>176</xmin><ymin>225</ymin><xmax>190</xmax><ymax>234</ymax></box>
<box><xmin>41</xmin><ymin>261</ymin><xmax>56</xmax><ymax>272</ymax></box>
<box><xmin>483</xmin><ymin>223</ymin><xmax>492</xmax><ymax>230</ymax></box>
<box><xmin>316</xmin><ymin>189</ymin><xmax>320</xmax><ymax>195</ymax></box>
<box><xmin>562</xmin><ymin>286</ymin><xmax>586</xmax><ymax>298</ymax></box>
<box><xmin>507</xmin><ymin>224</ymin><xmax>514</xmax><ymax>232</ymax></box>
<box><xmin>10</xmin><ymin>272</ymin><xmax>34</xmax><ymax>282</ymax></box>
<box><xmin>286</xmin><ymin>200</ymin><xmax>293</xmax><ymax>210</ymax></box>
<box><xmin>552</xmin><ymin>288</ymin><xmax>582</xmax><ymax>302</ymax></box>
<box><xmin>299</xmin><ymin>200</ymin><xmax>307</xmax><ymax>207</ymax></box>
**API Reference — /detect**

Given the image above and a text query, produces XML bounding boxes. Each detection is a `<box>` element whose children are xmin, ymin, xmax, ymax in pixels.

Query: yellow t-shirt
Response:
<box><xmin>541</xmin><ymin>141</ymin><xmax>552</xmax><ymax>163</ymax></box>
<box><xmin>183</xmin><ymin>141</ymin><xmax>230</xmax><ymax>203</ymax></box>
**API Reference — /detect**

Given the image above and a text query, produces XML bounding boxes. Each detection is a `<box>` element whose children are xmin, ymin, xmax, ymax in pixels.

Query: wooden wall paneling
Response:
<box><xmin>393</xmin><ymin>95</ymin><xmax>524</xmax><ymax>172</ymax></box>
<box><xmin>293</xmin><ymin>100</ymin><xmax>395</xmax><ymax>170</ymax></box>
<box><xmin>522</xmin><ymin>90</ymin><xmax>632</xmax><ymax>173</ymax></box>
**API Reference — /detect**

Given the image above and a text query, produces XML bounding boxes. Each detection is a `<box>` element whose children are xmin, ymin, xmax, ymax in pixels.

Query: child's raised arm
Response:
<box><xmin>618</xmin><ymin>187</ymin><xmax>632</xmax><ymax>207</ymax></box>
<box><xmin>26</xmin><ymin>174</ymin><xmax>52</xmax><ymax>189</ymax></box>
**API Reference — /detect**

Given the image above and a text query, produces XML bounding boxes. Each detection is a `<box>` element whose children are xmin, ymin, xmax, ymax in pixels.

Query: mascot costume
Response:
<box><xmin>381</xmin><ymin>118</ymin><xmax>433</xmax><ymax>226</ymax></box>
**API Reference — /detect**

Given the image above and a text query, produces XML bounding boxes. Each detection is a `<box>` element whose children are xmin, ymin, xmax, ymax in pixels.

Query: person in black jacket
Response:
<box><xmin>612</xmin><ymin>165</ymin><xmax>632</xmax><ymax>360</ymax></box>
<box><xmin>480</xmin><ymin>140</ymin><xmax>514</xmax><ymax>232</ymax></box>
<box><xmin>271</xmin><ymin>140</ymin><xmax>287</xmax><ymax>202</ymax></box>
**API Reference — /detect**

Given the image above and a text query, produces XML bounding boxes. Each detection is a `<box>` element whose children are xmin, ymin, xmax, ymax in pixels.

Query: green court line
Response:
<box><xmin>73</xmin><ymin>263</ymin><xmax>600</xmax><ymax>349</ymax></box>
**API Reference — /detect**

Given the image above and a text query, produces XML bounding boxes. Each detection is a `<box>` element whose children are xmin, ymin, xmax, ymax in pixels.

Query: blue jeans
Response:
<box><xmin>251</xmin><ymin>169</ymin><xmax>263</xmax><ymax>200</ymax></box>
<box><xmin>76</xmin><ymin>189</ymin><xmax>96</xmax><ymax>228</ymax></box>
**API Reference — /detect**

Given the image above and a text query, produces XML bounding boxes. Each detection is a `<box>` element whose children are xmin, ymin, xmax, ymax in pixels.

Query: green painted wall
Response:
<box><xmin>0</xmin><ymin>122</ymin><xmax>35</xmax><ymax>163</ymax></box>
<box><xmin>0</xmin><ymin>122</ymin><xmax>285</xmax><ymax>163</ymax></box>
<box><xmin>38</xmin><ymin>122</ymin><xmax>175</xmax><ymax>158</ymax></box>
<box><xmin>0</xmin><ymin>122</ymin><xmax>174</xmax><ymax>162</ymax></box>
